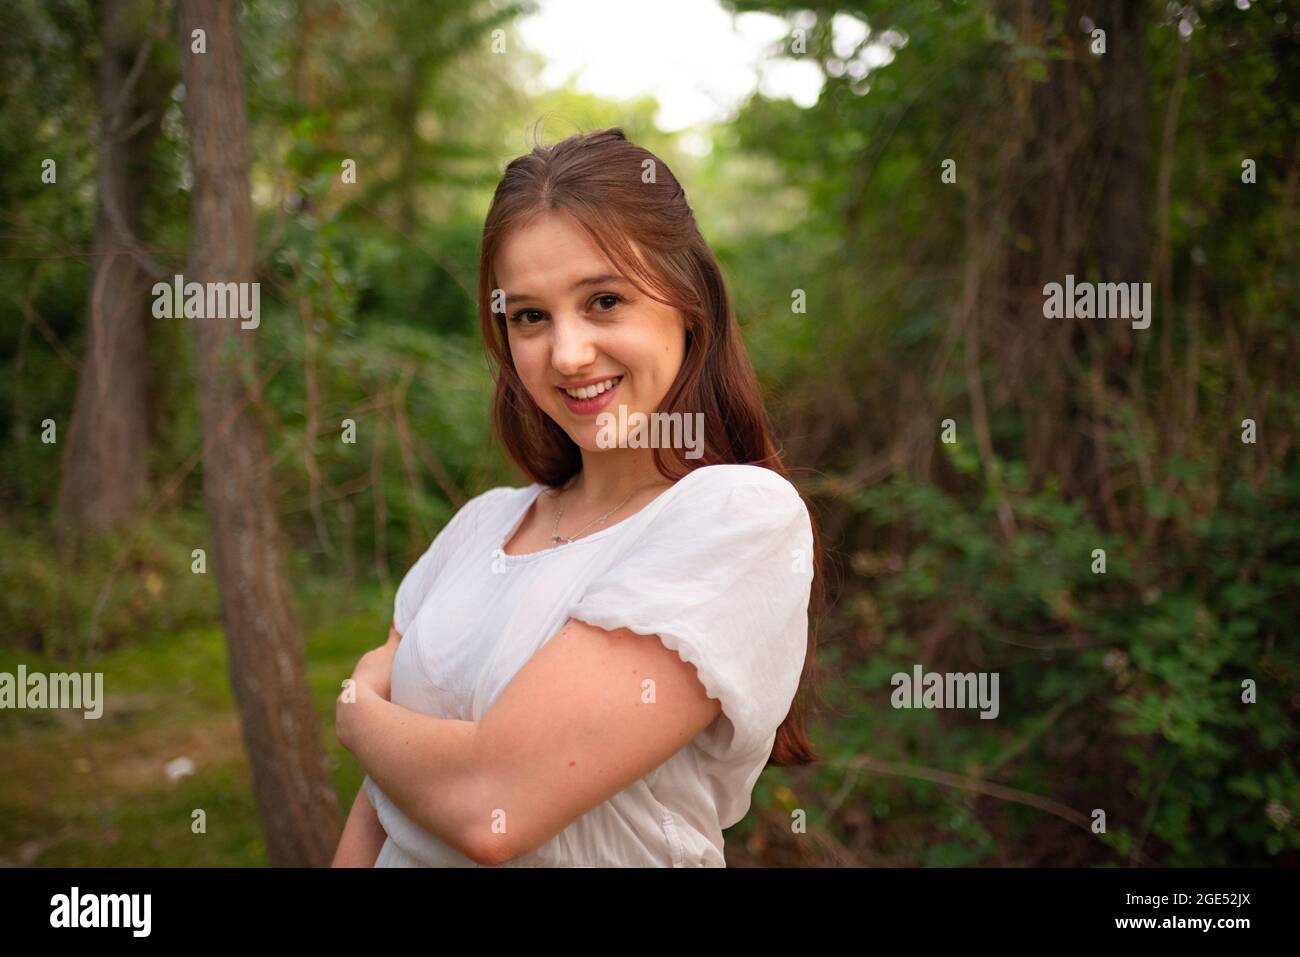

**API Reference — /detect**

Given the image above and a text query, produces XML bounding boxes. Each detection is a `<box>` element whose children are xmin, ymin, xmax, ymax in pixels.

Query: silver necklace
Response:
<box><xmin>549</xmin><ymin>480</ymin><xmax>660</xmax><ymax>545</ymax></box>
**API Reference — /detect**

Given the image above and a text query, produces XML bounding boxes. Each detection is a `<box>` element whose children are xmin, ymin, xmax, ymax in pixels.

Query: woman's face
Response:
<box><xmin>495</xmin><ymin>211</ymin><xmax>687</xmax><ymax>453</ymax></box>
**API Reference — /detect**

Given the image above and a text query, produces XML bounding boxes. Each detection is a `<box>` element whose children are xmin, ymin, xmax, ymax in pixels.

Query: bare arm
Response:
<box><xmin>331</xmin><ymin>620</ymin><xmax>403</xmax><ymax>867</ymax></box>
<box><xmin>331</xmin><ymin>781</ymin><xmax>388</xmax><ymax>867</ymax></box>
<box><xmin>337</xmin><ymin>617</ymin><xmax>721</xmax><ymax>866</ymax></box>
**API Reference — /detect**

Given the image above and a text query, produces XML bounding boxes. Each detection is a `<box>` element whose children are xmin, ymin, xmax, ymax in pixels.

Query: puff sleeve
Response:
<box><xmin>566</xmin><ymin>466</ymin><xmax>815</xmax><ymax>761</ymax></box>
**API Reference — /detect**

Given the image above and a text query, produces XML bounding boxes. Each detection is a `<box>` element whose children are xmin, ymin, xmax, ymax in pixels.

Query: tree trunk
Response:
<box><xmin>178</xmin><ymin>0</ymin><xmax>340</xmax><ymax>866</ymax></box>
<box><xmin>1097</xmin><ymin>0</ymin><xmax>1150</xmax><ymax>294</ymax></box>
<box><xmin>57</xmin><ymin>0</ymin><xmax>164</xmax><ymax>534</ymax></box>
<box><xmin>1090</xmin><ymin>0</ymin><xmax>1150</xmax><ymax>528</ymax></box>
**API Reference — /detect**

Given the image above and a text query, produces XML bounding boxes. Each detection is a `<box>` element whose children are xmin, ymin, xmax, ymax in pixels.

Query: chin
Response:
<box><xmin>568</xmin><ymin>432</ymin><xmax>610</xmax><ymax>453</ymax></box>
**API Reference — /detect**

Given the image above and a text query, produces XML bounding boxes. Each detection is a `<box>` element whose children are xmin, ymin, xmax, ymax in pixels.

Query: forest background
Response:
<box><xmin>1</xmin><ymin>0</ymin><xmax>1296</xmax><ymax>867</ymax></box>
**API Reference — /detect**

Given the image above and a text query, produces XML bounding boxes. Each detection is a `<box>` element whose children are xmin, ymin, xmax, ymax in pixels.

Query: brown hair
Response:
<box><xmin>476</xmin><ymin>127</ymin><xmax>824</xmax><ymax>767</ymax></box>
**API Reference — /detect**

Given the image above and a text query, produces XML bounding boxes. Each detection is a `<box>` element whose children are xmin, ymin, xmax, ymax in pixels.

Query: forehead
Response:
<box><xmin>496</xmin><ymin>213</ymin><xmax>613</xmax><ymax>280</ymax></box>
<box><xmin>495</xmin><ymin>211</ymin><xmax>656</xmax><ymax>297</ymax></box>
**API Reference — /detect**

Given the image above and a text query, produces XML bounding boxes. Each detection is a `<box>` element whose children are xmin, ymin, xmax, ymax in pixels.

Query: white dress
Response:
<box><xmin>363</xmin><ymin>463</ymin><xmax>814</xmax><ymax>867</ymax></box>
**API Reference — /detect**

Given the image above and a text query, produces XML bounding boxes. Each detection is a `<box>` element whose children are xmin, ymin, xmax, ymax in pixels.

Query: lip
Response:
<box><xmin>556</xmin><ymin>374</ymin><xmax>623</xmax><ymax>389</ymax></box>
<box><xmin>557</xmin><ymin>375</ymin><xmax>623</xmax><ymax>416</ymax></box>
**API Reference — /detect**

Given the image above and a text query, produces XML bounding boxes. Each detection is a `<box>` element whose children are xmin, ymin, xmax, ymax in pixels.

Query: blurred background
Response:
<box><xmin>1</xmin><ymin>0</ymin><xmax>1297</xmax><ymax>867</ymax></box>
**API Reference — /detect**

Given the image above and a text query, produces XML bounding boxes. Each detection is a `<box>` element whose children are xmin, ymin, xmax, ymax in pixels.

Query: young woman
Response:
<box><xmin>332</xmin><ymin>127</ymin><xmax>823</xmax><ymax>867</ymax></box>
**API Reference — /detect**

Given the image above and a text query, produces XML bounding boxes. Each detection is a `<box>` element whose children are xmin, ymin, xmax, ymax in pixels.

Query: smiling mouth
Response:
<box><xmin>558</xmin><ymin>375</ymin><xmax>623</xmax><ymax>400</ymax></box>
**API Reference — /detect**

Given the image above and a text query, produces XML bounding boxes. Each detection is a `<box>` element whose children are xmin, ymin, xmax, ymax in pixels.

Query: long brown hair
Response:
<box><xmin>477</xmin><ymin>127</ymin><xmax>824</xmax><ymax>766</ymax></box>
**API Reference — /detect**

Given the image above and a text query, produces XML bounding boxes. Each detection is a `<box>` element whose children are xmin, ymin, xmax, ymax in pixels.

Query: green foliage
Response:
<box><xmin>0</xmin><ymin>512</ymin><xmax>219</xmax><ymax>658</ymax></box>
<box><xmin>816</xmin><ymin>453</ymin><xmax>1300</xmax><ymax>866</ymax></box>
<box><xmin>0</xmin><ymin>593</ymin><xmax>391</xmax><ymax>865</ymax></box>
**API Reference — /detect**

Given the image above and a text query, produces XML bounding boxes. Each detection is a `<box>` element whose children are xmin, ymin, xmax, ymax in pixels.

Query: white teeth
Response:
<box><xmin>564</xmin><ymin>376</ymin><xmax>620</xmax><ymax>399</ymax></box>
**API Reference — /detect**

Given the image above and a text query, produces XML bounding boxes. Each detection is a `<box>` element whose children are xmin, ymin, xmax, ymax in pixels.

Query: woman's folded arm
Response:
<box><xmin>339</xmin><ymin>616</ymin><xmax>720</xmax><ymax>866</ymax></box>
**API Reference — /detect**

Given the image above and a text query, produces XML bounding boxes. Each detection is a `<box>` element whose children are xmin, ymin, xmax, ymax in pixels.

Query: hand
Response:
<box><xmin>355</xmin><ymin>621</ymin><xmax>402</xmax><ymax>701</ymax></box>
<box><xmin>337</xmin><ymin>623</ymin><xmax>402</xmax><ymax>750</ymax></box>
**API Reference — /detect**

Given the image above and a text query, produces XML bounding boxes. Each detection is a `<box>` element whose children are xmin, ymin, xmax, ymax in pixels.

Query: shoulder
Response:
<box><xmin>436</xmin><ymin>483</ymin><xmax>537</xmax><ymax>539</ymax></box>
<box><xmin>454</xmin><ymin>486</ymin><xmax>535</xmax><ymax>522</ymax></box>
<box><xmin>670</xmin><ymin>464</ymin><xmax>807</xmax><ymax>511</ymax></box>
<box><xmin>459</xmin><ymin>483</ymin><xmax>536</xmax><ymax>516</ymax></box>
<box><xmin>656</xmin><ymin>465</ymin><xmax>810</xmax><ymax>539</ymax></box>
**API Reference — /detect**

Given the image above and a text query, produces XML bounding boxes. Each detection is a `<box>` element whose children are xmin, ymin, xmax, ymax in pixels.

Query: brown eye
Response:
<box><xmin>509</xmin><ymin>309</ymin><xmax>545</xmax><ymax>325</ymax></box>
<box><xmin>592</xmin><ymin>293</ymin><xmax>624</xmax><ymax>312</ymax></box>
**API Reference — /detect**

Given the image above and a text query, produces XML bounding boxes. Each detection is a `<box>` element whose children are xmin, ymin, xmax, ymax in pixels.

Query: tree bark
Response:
<box><xmin>57</xmin><ymin>0</ymin><xmax>165</xmax><ymax>534</ymax></box>
<box><xmin>1097</xmin><ymin>0</ymin><xmax>1149</xmax><ymax>371</ymax></box>
<box><xmin>178</xmin><ymin>0</ymin><xmax>340</xmax><ymax>866</ymax></box>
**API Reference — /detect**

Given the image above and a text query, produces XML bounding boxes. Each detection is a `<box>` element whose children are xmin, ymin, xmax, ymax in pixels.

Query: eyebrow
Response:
<box><xmin>504</xmin><ymin>274</ymin><xmax>627</xmax><ymax>304</ymax></box>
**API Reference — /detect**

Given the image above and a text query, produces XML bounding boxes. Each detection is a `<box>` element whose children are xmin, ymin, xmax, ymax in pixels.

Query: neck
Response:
<box><xmin>567</xmin><ymin>447</ymin><xmax>665</xmax><ymax>506</ymax></box>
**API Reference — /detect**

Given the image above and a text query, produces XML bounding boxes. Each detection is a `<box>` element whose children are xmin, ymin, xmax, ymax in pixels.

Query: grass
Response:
<box><xmin>0</xmin><ymin>578</ymin><xmax>391</xmax><ymax>866</ymax></box>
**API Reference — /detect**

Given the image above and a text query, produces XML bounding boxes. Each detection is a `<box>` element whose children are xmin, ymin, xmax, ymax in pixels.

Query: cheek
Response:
<box><xmin>508</xmin><ymin>335</ymin><xmax>546</xmax><ymax>385</ymax></box>
<box><xmin>625</xmin><ymin>321</ymin><xmax>682</xmax><ymax>375</ymax></box>
<box><xmin>647</xmin><ymin>326</ymin><xmax>685</xmax><ymax>383</ymax></box>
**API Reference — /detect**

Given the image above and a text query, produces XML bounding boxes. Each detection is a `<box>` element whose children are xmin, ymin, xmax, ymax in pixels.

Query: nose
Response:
<box><xmin>549</xmin><ymin>313</ymin><xmax>598</xmax><ymax>376</ymax></box>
